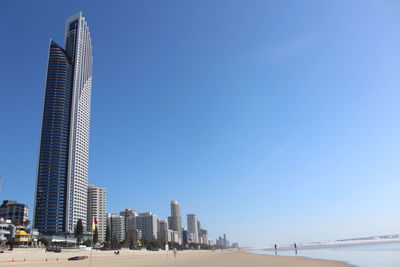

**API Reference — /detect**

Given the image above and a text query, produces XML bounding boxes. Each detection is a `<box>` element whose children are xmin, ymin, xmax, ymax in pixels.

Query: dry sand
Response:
<box><xmin>0</xmin><ymin>248</ymin><xmax>353</xmax><ymax>267</ymax></box>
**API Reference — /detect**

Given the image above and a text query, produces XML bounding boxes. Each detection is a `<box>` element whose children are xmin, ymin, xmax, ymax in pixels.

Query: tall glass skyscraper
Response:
<box><xmin>34</xmin><ymin>12</ymin><xmax>93</xmax><ymax>235</ymax></box>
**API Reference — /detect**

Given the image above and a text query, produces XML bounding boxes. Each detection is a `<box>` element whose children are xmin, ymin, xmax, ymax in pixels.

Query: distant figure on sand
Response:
<box><xmin>294</xmin><ymin>243</ymin><xmax>298</xmax><ymax>255</ymax></box>
<box><xmin>173</xmin><ymin>248</ymin><xmax>178</xmax><ymax>258</ymax></box>
<box><xmin>274</xmin><ymin>244</ymin><xmax>277</xmax><ymax>255</ymax></box>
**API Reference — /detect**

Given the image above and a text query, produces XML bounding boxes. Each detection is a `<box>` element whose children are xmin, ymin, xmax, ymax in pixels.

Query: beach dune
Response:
<box><xmin>0</xmin><ymin>248</ymin><xmax>352</xmax><ymax>267</ymax></box>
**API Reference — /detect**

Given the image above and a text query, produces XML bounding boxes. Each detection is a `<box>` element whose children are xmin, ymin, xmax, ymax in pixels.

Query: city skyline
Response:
<box><xmin>2</xmin><ymin>1</ymin><xmax>400</xmax><ymax>247</ymax></box>
<box><xmin>105</xmin><ymin>200</ymin><xmax>224</xmax><ymax>245</ymax></box>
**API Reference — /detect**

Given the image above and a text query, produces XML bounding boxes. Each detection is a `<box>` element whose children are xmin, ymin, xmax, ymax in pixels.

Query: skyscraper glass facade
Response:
<box><xmin>34</xmin><ymin>12</ymin><xmax>92</xmax><ymax>235</ymax></box>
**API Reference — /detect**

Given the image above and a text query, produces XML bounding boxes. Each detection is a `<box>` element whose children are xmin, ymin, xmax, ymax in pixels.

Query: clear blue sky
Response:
<box><xmin>1</xmin><ymin>0</ymin><xmax>400</xmax><ymax>247</ymax></box>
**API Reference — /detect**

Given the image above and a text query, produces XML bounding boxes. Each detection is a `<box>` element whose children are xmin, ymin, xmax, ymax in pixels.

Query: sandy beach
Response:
<box><xmin>0</xmin><ymin>248</ymin><xmax>353</xmax><ymax>267</ymax></box>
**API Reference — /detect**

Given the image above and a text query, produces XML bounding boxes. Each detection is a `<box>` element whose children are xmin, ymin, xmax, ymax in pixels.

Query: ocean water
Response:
<box><xmin>250</xmin><ymin>242</ymin><xmax>400</xmax><ymax>267</ymax></box>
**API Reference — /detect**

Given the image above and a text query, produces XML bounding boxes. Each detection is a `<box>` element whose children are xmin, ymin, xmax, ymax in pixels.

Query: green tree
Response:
<box><xmin>23</xmin><ymin>219</ymin><xmax>30</xmax><ymax>228</ymax></box>
<box><xmin>129</xmin><ymin>240</ymin><xmax>135</xmax><ymax>249</ymax></box>
<box><xmin>83</xmin><ymin>240</ymin><xmax>92</xmax><ymax>247</ymax></box>
<box><xmin>93</xmin><ymin>227</ymin><xmax>98</xmax><ymax>245</ymax></box>
<box><xmin>105</xmin><ymin>224</ymin><xmax>111</xmax><ymax>243</ymax></box>
<box><xmin>12</xmin><ymin>219</ymin><xmax>21</xmax><ymax>226</ymax></box>
<box><xmin>111</xmin><ymin>234</ymin><xmax>119</xmax><ymax>250</ymax></box>
<box><xmin>75</xmin><ymin>219</ymin><xmax>84</xmax><ymax>244</ymax></box>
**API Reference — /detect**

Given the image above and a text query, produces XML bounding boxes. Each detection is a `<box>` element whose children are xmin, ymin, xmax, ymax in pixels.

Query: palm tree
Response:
<box><xmin>23</xmin><ymin>219</ymin><xmax>30</xmax><ymax>229</ymax></box>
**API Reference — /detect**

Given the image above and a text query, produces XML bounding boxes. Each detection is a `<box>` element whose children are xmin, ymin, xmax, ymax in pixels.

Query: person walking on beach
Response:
<box><xmin>274</xmin><ymin>244</ymin><xmax>277</xmax><ymax>255</ymax></box>
<box><xmin>294</xmin><ymin>243</ymin><xmax>298</xmax><ymax>255</ymax></box>
<box><xmin>173</xmin><ymin>248</ymin><xmax>178</xmax><ymax>258</ymax></box>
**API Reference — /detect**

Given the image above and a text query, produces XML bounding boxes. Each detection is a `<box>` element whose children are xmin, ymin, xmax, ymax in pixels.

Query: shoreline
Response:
<box><xmin>251</xmin><ymin>238</ymin><xmax>400</xmax><ymax>251</ymax></box>
<box><xmin>0</xmin><ymin>248</ymin><xmax>354</xmax><ymax>267</ymax></box>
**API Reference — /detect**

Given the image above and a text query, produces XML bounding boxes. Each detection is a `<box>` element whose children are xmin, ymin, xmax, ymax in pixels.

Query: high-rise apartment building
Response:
<box><xmin>120</xmin><ymin>209</ymin><xmax>137</xmax><ymax>243</ymax></box>
<box><xmin>33</xmin><ymin>12</ymin><xmax>93</xmax><ymax>234</ymax></box>
<box><xmin>107</xmin><ymin>213</ymin><xmax>125</xmax><ymax>243</ymax></box>
<box><xmin>182</xmin><ymin>229</ymin><xmax>191</xmax><ymax>245</ymax></box>
<box><xmin>87</xmin><ymin>185</ymin><xmax>106</xmax><ymax>242</ymax></box>
<box><xmin>187</xmin><ymin>214</ymin><xmax>199</xmax><ymax>243</ymax></box>
<box><xmin>158</xmin><ymin>220</ymin><xmax>169</xmax><ymax>242</ymax></box>
<box><xmin>197</xmin><ymin>220</ymin><xmax>201</xmax><ymax>242</ymax></box>
<box><xmin>0</xmin><ymin>201</ymin><xmax>28</xmax><ymax>224</ymax></box>
<box><xmin>168</xmin><ymin>200</ymin><xmax>182</xmax><ymax>244</ymax></box>
<box><xmin>199</xmin><ymin>228</ymin><xmax>208</xmax><ymax>244</ymax></box>
<box><xmin>136</xmin><ymin>212</ymin><xmax>158</xmax><ymax>242</ymax></box>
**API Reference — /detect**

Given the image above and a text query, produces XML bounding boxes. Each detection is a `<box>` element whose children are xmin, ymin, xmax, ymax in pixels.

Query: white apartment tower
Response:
<box><xmin>120</xmin><ymin>209</ymin><xmax>138</xmax><ymax>243</ymax></box>
<box><xmin>136</xmin><ymin>212</ymin><xmax>158</xmax><ymax>242</ymax></box>
<box><xmin>187</xmin><ymin>214</ymin><xmax>199</xmax><ymax>243</ymax></box>
<box><xmin>107</xmin><ymin>213</ymin><xmax>125</xmax><ymax>243</ymax></box>
<box><xmin>158</xmin><ymin>220</ymin><xmax>169</xmax><ymax>242</ymax></box>
<box><xmin>87</xmin><ymin>185</ymin><xmax>106</xmax><ymax>242</ymax></box>
<box><xmin>65</xmin><ymin>12</ymin><xmax>93</xmax><ymax>233</ymax></box>
<box><xmin>168</xmin><ymin>200</ymin><xmax>182</xmax><ymax>244</ymax></box>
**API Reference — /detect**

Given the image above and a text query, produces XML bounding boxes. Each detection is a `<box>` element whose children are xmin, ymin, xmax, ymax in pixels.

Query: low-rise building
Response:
<box><xmin>0</xmin><ymin>218</ymin><xmax>12</xmax><ymax>243</ymax></box>
<box><xmin>0</xmin><ymin>200</ymin><xmax>28</xmax><ymax>224</ymax></box>
<box><xmin>14</xmin><ymin>230</ymin><xmax>29</xmax><ymax>246</ymax></box>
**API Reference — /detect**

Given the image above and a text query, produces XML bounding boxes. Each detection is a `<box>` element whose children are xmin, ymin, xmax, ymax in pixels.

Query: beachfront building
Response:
<box><xmin>107</xmin><ymin>214</ymin><xmax>125</xmax><ymax>243</ymax></box>
<box><xmin>14</xmin><ymin>230</ymin><xmax>29</xmax><ymax>246</ymax></box>
<box><xmin>0</xmin><ymin>218</ymin><xmax>12</xmax><ymax>243</ymax></box>
<box><xmin>182</xmin><ymin>229</ymin><xmax>191</xmax><ymax>245</ymax></box>
<box><xmin>187</xmin><ymin>214</ymin><xmax>199</xmax><ymax>243</ymax></box>
<box><xmin>197</xmin><ymin>220</ymin><xmax>201</xmax><ymax>241</ymax></box>
<box><xmin>171</xmin><ymin>230</ymin><xmax>180</xmax><ymax>243</ymax></box>
<box><xmin>120</xmin><ymin>208</ymin><xmax>137</xmax><ymax>244</ymax></box>
<box><xmin>216</xmin><ymin>234</ymin><xmax>230</xmax><ymax>248</ymax></box>
<box><xmin>199</xmin><ymin>228</ymin><xmax>208</xmax><ymax>244</ymax></box>
<box><xmin>33</xmin><ymin>12</ymin><xmax>93</xmax><ymax>235</ymax></box>
<box><xmin>136</xmin><ymin>212</ymin><xmax>158</xmax><ymax>242</ymax></box>
<box><xmin>126</xmin><ymin>228</ymin><xmax>142</xmax><ymax>247</ymax></box>
<box><xmin>0</xmin><ymin>200</ymin><xmax>28</xmax><ymax>224</ymax></box>
<box><xmin>168</xmin><ymin>200</ymin><xmax>182</xmax><ymax>244</ymax></box>
<box><xmin>87</xmin><ymin>185</ymin><xmax>107</xmax><ymax>242</ymax></box>
<box><xmin>158</xmin><ymin>220</ymin><xmax>169</xmax><ymax>242</ymax></box>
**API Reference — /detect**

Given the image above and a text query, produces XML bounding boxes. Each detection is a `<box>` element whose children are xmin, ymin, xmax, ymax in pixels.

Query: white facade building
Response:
<box><xmin>120</xmin><ymin>209</ymin><xmax>137</xmax><ymax>243</ymax></box>
<box><xmin>65</xmin><ymin>12</ymin><xmax>93</xmax><ymax>233</ymax></box>
<box><xmin>171</xmin><ymin>230</ymin><xmax>180</xmax><ymax>243</ymax></box>
<box><xmin>107</xmin><ymin>213</ymin><xmax>125</xmax><ymax>243</ymax></box>
<box><xmin>120</xmin><ymin>209</ymin><xmax>137</xmax><ymax>232</ymax></box>
<box><xmin>168</xmin><ymin>200</ymin><xmax>182</xmax><ymax>244</ymax></box>
<box><xmin>87</xmin><ymin>185</ymin><xmax>106</xmax><ymax>242</ymax></box>
<box><xmin>0</xmin><ymin>218</ymin><xmax>12</xmax><ymax>243</ymax></box>
<box><xmin>158</xmin><ymin>220</ymin><xmax>169</xmax><ymax>242</ymax></box>
<box><xmin>136</xmin><ymin>212</ymin><xmax>158</xmax><ymax>242</ymax></box>
<box><xmin>187</xmin><ymin>214</ymin><xmax>199</xmax><ymax>243</ymax></box>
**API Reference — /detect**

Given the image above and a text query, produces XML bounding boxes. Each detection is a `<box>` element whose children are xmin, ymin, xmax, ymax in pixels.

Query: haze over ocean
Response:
<box><xmin>1</xmin><ymin>0</ymin><xmax>400</xmax><ymax>247</ymax></box>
